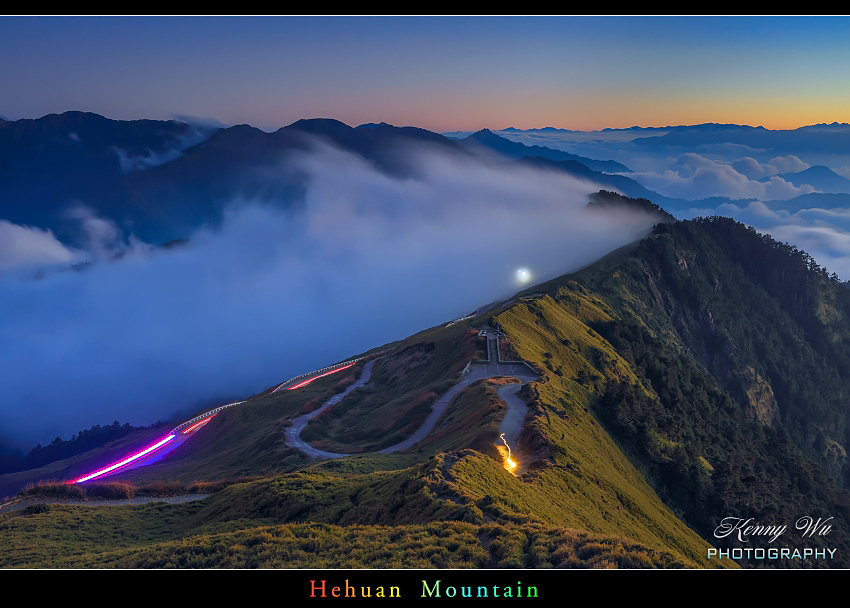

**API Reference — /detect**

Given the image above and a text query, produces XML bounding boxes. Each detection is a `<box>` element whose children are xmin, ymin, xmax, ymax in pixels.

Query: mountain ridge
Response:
<box><xmin>459</xmin><ymin>128</ymin><xmax>631</xmax><ymax>173</ymax></box>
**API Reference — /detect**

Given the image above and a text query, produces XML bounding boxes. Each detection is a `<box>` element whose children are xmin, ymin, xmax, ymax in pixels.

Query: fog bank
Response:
<box><xmin>0</xmin><ymin>142</ymin><xmax>662</xmax><ymax>448</ymax></box>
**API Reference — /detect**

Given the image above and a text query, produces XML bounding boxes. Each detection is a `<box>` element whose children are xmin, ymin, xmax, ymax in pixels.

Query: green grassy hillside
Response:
<box><xmin>495</xmin><ymin>217</ymin><xmax>850</xmax><ymax>566</ymax></box>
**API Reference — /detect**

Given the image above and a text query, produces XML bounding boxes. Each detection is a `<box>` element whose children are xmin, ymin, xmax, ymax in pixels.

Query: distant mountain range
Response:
<box><xmin>501</xmin><ymin>121</ymin><xmax>850</xmax><ymax>134</ymax></box>
<box><xmin>764</xmin><ymin>192</ymin><xmax>850</xmax><ymax>213</ymax></box>
<box><xmin>630</xmin><ymin>122</ymin><xmax>850</xmax><ymax>155</ymax></box>
<box><xmin>0</xmin><ymin>112</ymin><xmax>477</xmax><ymax>244</ymax></box>
<box><xmin>4</xmin><ymin>112</ymin><xmax>850</xmax><ymax>250</ymax></box>
<box><xmin>0</xmin><ymin>112</ymin><xmax>661</xmax><ymax>246</ymax></box>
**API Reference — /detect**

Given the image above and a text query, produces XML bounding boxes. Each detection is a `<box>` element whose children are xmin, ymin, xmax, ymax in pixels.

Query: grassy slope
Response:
<box><xmin>0</xmin><ymin>506</ymin><xmax>686</xmax><ymax>569</ymax></box>
<box><xmin>0</xmin><ymin>301</ymin><xmax>723</xmax><ymax>567</ymax></box>
<box><xmin>490</xmin><ymin>297</ymin><xmax>717</xmax><ymax>567</ymax></box>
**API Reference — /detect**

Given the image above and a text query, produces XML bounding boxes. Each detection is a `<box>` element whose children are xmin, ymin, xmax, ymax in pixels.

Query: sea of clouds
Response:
<box><xmin>492</xmin><ymin>128</ymin><xmax>850</xmax><ymax>281</ymax></box>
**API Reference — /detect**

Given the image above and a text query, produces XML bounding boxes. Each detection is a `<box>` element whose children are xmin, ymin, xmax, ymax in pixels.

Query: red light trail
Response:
<box><xmin>286</xmin><ymin>362</ymin><xmax>356</xmax><ymax>390</ymax></box>
<box><xmin>181</xmin><ymin>415</ymin><xmax>216</xmax><ymax>434</ymax></box>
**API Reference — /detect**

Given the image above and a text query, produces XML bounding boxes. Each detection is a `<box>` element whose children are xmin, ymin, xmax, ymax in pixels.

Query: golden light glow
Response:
<box><xmin>499</xmin><ymin>433</ymin><xmax>518</xmax><ymax>472</ymax></box>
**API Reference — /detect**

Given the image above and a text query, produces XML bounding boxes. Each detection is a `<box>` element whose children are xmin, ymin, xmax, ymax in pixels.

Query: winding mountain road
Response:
<box><xmin>61</xmin><ymin>328</ymin><xmax>538</xmax><ymax>485</ymax></box>
<box><xmin>284</xmin><ymin>359</ymin><xmax>376</xmax><ymax>459</ymax></box>
<box><xmin>285</xmin><ymin>329</ymin><xmax>538</xmax><ymax>459</ymax></box>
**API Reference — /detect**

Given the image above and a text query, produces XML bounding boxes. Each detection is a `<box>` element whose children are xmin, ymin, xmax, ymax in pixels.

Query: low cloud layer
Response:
<box><xmin>0</xmin><ymin>205</ymin><xmax>151</xmax><ymax>277</ymax></box>
<box><xmin>628</xmin><ymin>153</ymin><xmax>814</xmax><ymax>201</ymax></box>
<box><xmin>731</xmin><ymin>155</ymin><xmax>808</xmax><ymax>180</ymax></box>
<box><xmin>0</xmin><ymin>143</ymin><xmax>661</xmax><ymax>449</ymax></box>
<box><xmin>112</xmin><ymin>123</ymin><xmax>216</xmax><ymax>173</ymax></box>
<box><xmin>0</xmin><ymin>220</ymin><xmax>80</xmax><ymax>273</ymax></box>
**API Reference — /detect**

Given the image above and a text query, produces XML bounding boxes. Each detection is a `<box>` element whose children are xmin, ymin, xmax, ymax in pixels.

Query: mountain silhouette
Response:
<box><xmin>766</xmin><ymin>165</ymin><xmax>850</xmax><ymax>194</ymax></box>
<box><xmin>459</xmin><ymin>128</ymin><xmax>631</xmax><ymax>173</ymax></box>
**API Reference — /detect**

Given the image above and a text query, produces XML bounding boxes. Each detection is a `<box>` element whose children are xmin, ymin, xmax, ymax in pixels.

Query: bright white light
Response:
<box><xmin>515</xmin><ymin>267</ymin><xmax>532</xmax><ymax>284</ymax></box>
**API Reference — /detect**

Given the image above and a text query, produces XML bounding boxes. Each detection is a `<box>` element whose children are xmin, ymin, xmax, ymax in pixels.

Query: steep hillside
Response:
<box><xmin>496</xmin><ymin>216</ymin><xmax>850</xmax><ymax>565</ymax></box>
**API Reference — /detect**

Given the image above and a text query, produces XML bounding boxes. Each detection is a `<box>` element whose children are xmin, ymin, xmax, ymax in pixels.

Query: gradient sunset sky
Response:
<box><xmin>2</xmin><ymin>15</ymin><xmax>849</xmax><ymax>132</ymax></box>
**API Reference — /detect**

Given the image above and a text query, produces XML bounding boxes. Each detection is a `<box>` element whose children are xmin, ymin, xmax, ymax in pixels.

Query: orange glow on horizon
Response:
<box><xmin>337</xmin><ymin>93</ymin><xmax>850</xmax><ymax>134</ymax></box>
